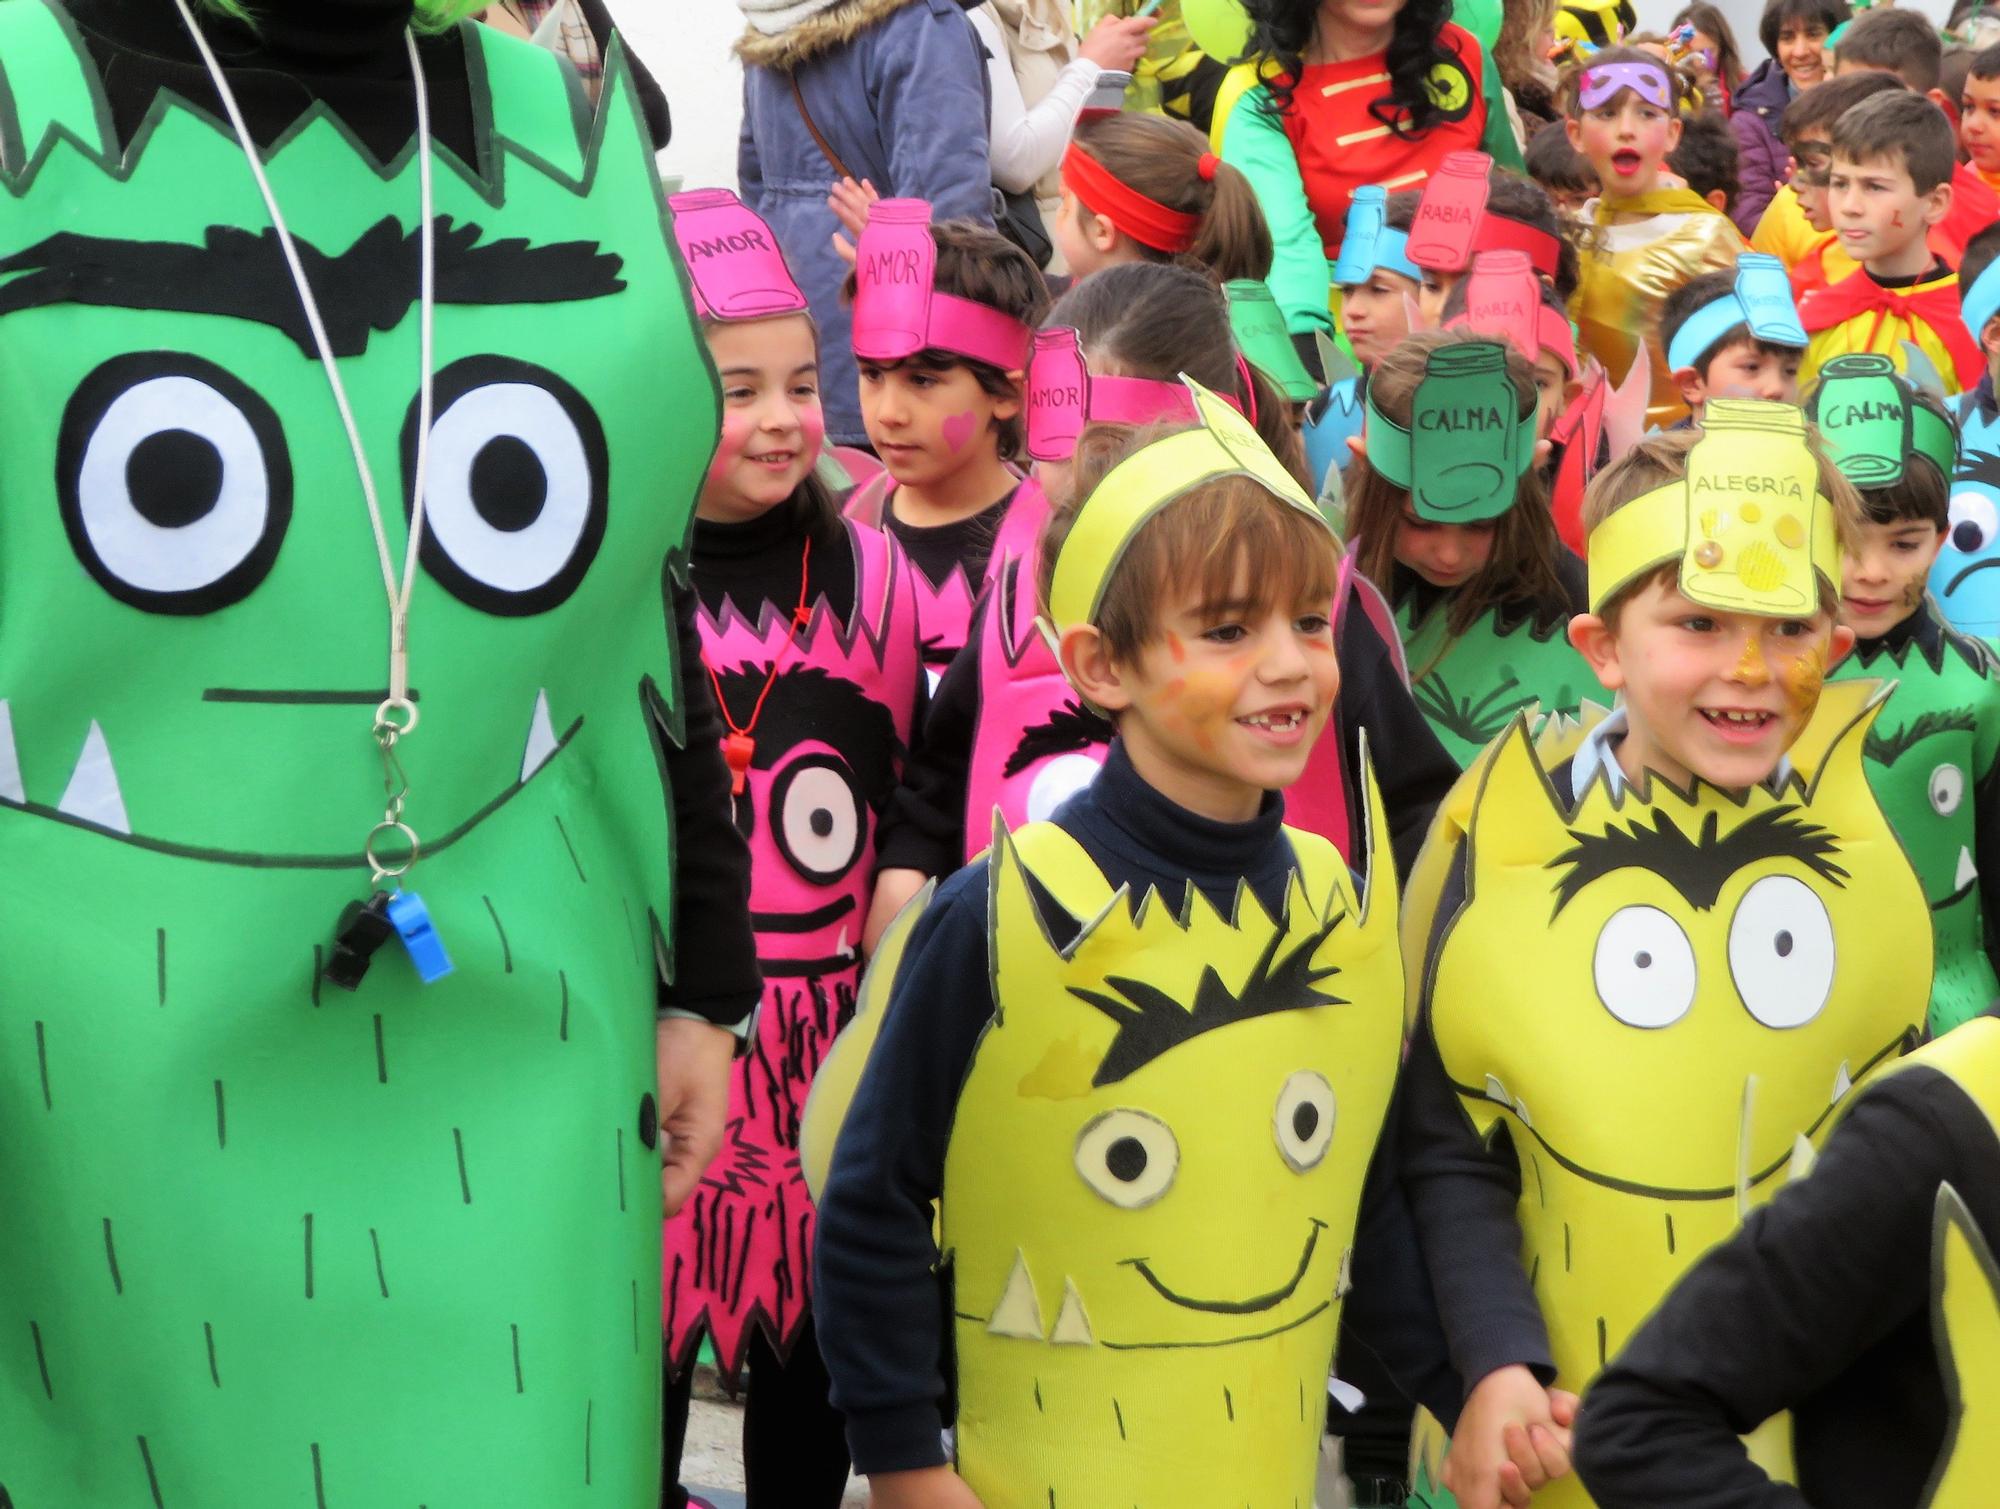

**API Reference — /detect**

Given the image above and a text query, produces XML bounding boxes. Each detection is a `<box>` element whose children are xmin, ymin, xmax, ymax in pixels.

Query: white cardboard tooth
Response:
<box><xmin>1485</xmin><ymin>1074</ymin><xmax>1509</xmax><ymax>1105</ymax></box>
<box><xmin>0</xmin><ymin>699</ymin><xmax>22</xmax><ymax>804</ymax></box>
<box><xmin>1049</xmin><ymin>1280</ymin><xmax>1094</xmax><ymax>1346</ymax></box>
<box><xmin>1957</xmin><ymin>845</ymin><xmax>1979</xmax><ymax>892</ymax></box>
<box><xmin>987</xmin><ymin>1251</ymin><xmax>1043</xmax><ymax>1339</ymax></box>
<box><xmin>1833</xmin><ymin>1060</ymin><xmax>1853</xmax><ymax>1104</ymax></box>
<box><xmin>1788</xmin><ymin>1133</ymin><xmax>1817</xmax><ymax>1183</ymax></box>
<box><xmin>521</xmin><ymin>688</ymin><xmax>559</xmax><ymax>783</ymax></box>
<box><xmin>57</xmin><ymin>720</ymin><xmax>129</xmax><ymax>834</ymax></box>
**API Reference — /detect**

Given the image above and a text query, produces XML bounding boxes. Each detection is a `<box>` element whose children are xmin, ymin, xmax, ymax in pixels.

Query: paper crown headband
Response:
<box><xmin>1806</xmin><ymin>354</ymin><xmax>1959</xmax><ymax>488</ymax></box>
<box><xmin>1965</xmin><ymin>255</ymin><xmax>2000</xmax><ymax>349</ymax></box>
<box><xmin>1363</xmin><ymin>340</ymin><xmax>1538</xmax><ymax>522</ymax></box>
<box><xmin>1224</xmin><ymin>279</ymin><xmax>1319</xmax><ymax>401</ymax></box>
<box><xmin>1665</xmin><ymin>254</ymin><xmax>1807</xmax><ymax>372</ymax></box>
<box><xmin>1043</xmin><ymin>377</ymin><xmax>1326</xmax><ymax>634</ymax></box>
<box><xmin>669</xmin><ymin>187</ymin><xmax>807</xmax><ymax>322</ymax></box>
<box><xmin>1445</xmin><ymin>250</ymin><xmax>1578</xmax><ymax>377</ymax></box>
<box><xmin>1060</xmin><ymin>142</ymin><xmax>1209</xmax><ymax>255</ymax></box>
<box><xmin>851</xmin><ymin>199</ymin><xmax>1033</xmax><ymax>371</ymax></box>
<box><xmin>1408</xmin><ymin>152</ymin><xmax>1562</xmax><ymax>279</ymax></box>
<box><xmin>1332</xmin><ymin>185</ymin><xmax>1421</xmax><ymax>285</ymax></box>
<box><xmin>1027</xmin><ymin>326</ymin><xmax>1253</xmax><ymax>462</ymax></box>
<box><xmin>1588</xmin><ymin>399</ymin><xmax>1840</xmax><ymax>616</ymax></box>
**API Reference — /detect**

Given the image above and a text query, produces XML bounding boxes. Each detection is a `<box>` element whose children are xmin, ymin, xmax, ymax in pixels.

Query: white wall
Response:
<box><xmin>607</xmin><ymin>0</ymin><xmax>746</xmax><ymax>190</ymax></box>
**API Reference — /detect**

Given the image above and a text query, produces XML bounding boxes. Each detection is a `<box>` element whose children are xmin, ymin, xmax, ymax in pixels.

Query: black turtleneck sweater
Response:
<box><xmin>65</xmin><ymin>0</ymin><xmax>668</xmax><ymax>164</ymax></box>
<box><xmin>813</xmin><ymin>740</ymin><xmax>1462</xmax><ymax>1474</ymax></box>
<box><xmin>55</xmin><ymin>0</ymin><xmax>752</xmax><ymax>1029</ymax></box>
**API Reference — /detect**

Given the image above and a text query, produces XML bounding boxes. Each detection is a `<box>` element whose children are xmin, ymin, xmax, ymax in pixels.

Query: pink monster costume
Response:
<box><xmin>661</xmin><ymin>187</ymin><xmax>925</xmax><ymax>1378</ymax></box>
<box><xmin>665</xmin><ymin>517</ymin><xmax>922</xmax><ymax>1377</ymax></box>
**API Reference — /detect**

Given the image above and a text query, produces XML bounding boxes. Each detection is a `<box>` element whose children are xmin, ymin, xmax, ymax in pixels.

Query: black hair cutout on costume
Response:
<box><xmin>1865</xmin><ymin>707</ymin><xmax>1981</xmax><ymax>767</ymax></box>
<box><xmin>1549</xmin><ymin>806</ymin><xmax>1848</xmax><ymax>915</ymax></box>
<box><xmin>709</xmin><ymin>663</ymin><xmax>903</xmax><ymax>813</ymax></box>
<box><xmin>1069</xmin><ymin>919</ymin><xmax>1346</xmax><ymax>1086</ymax></box>
<box><xmin>0</xmin><ymin>215</ymin><xmax>624</xmax><ymax>359</ymax></box>
<box><xmin>1003</xmin><ymin>700</ymin><xmax>1113</xmax><ymax>778</ymax></box>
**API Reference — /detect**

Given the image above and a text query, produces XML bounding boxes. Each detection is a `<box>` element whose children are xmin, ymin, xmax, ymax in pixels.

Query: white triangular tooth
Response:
<box><xmin>0</xmin><ymin>699</ymin><xmax>21</xmax><ymax>803</ymax></box>
<box><xmin>1327</xmin><ymin>1374</ymin><xmax>1367</xmax><ymax>1412</ymax></box>
<box><xmin>835</xmin><ymin>925</ymin><xmax>854</xmax><ymax>961</ymax></box>
<box><xmin>1336</xmin><ymin>1245</ymin><xmax>1354</xmax><ymax>1298</ymax></box>
<box><xmin>1788</xmin><ymin>1132</ymin><xmax>1817</xmax><ymax>1183</ymax></box>
<box><xmin>1485</xmin><ymin>1074</ymin><xmax>1510</xmax><ymax>1105</ymax></box>
<box><xmin>57</xmin><ymin>720</ymin><xmax>128</xmax><ymax>834</ymax></box>
<box><xmin>1833</xmin><ymin>1059</ymin><xmax>1853</xmax><ymax>1104</ymax></box>
<box><xmin>1514</xmin><ymin>1096</ymin><xmax>1533</xmax><ymax>1127</ymax></box>
<box><xmin>1049</xmin><ymin>1280</ymin><xmax>1093</xmax><ymax>1346</ymax></box>
<box><xmin>521</xmin><ymin>688</ymin><xmax>559</xmax><ymax>783</ymax></box>
<box><xmin>1957</xmin><ymin>846</ymin><xmax>1979</xmax><ymax>891</ymax></box>
<box><xmin>987</xmin><ymin>1250</ymin><xmax>1043</xmax><ymax>1339</ymax></box>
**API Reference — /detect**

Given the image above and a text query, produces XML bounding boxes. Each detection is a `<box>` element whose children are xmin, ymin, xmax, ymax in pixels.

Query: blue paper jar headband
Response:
<box><xmin>1333</xmin><ymin>185</ymin><xmax>1422</xmax><ymax>287</ymax></box>
<box><xmin>1665</xmin><ymin>253</ymin><xmax>1808</xmax><ymax>374</ymax></box>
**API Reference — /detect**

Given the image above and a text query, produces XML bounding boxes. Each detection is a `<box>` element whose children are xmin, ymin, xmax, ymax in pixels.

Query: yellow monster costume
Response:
<box><xmin>803</xmin><ymin>382</ymin><xmax>1415</xmax><ymax>1506</ymax></box>
<box><xmin>1405</xmin><ymin>401</ymin><xmax>1931</xmax><ymax>1508</ymax></box>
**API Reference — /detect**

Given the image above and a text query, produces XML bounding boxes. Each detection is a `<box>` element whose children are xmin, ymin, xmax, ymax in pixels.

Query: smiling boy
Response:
<box><xmin>812</xmin><ymin>390</ymin><xmax>1457</xmax><ymax>1509</ymax></box>
<box><xmin>1798</xmin><ymin>90</ymin><xmax>1983</xmax><ymax>393</ymax></box>
<box><xmin>1398</xmin><ymin>404</ymin><xmax>1929</xmax><ymax>1509</ymax></box>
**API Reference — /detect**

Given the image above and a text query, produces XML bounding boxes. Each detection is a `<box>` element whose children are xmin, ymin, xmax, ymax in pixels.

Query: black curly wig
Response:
<box><xmin>1242</xmin><ymin>0</ymin><xmax>1465</xmax><ymax>132</ymax></box>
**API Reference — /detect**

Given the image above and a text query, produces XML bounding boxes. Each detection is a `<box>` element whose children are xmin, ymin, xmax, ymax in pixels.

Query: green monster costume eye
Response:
<box><xmin>0</xmin><ymin>4</ymin><xmax>720</xmax><ymax>1502</ymax></box>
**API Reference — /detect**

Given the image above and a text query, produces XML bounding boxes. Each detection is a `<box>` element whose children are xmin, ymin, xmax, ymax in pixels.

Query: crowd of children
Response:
<box><xmin>664</xmin><ymin>1</ymin><xmax>2000</xmax><ymax>1506</ymax></box>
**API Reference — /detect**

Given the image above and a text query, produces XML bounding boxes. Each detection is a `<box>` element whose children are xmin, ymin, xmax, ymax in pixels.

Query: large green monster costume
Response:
<box><xmin>0</xmin><ymin>4</ymin><xmax>712</xmax><ymax>1503</ymax></box>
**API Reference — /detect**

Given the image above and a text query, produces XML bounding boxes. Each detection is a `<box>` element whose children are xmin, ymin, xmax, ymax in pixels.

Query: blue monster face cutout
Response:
<box><xmin>1934</xmin><ymin>415</ymin><xmax>2000</xmax><ymax>640</ymax></box>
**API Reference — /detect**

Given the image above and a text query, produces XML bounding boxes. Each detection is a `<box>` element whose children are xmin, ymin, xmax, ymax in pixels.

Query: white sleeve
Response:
<box><xmin>971</xmin><ymin>6</ymin><xmax>1102</xmax><ymax>194</ymax></box>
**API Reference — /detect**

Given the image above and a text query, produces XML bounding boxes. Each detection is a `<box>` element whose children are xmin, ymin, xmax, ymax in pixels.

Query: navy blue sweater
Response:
<box><xmin>814</xmin><ymin>740</ymin><xmax>1462</xmax><ymax>1473</ymax></box>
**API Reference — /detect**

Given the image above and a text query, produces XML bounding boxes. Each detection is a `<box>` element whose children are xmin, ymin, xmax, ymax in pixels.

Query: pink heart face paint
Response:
<box><xmin>942</xmin><ymin>409</ymin><xmax>980</xmax><ymax>454</ymax></box>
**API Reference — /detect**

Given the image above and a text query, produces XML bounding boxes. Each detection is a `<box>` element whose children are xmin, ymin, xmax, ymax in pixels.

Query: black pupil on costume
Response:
<box><xmin>1105</xmin><ymin>1136</ymin><xmax>1148</xmax><ymax>1182</ymax></box>
<box><xmin>810</xmin><ymin>808</ymin><xmax>835</xmax><ymax>838</ymax></box>
<box><xmin>129</xmin><ymin>429</ymin><xmax>223</xmax><ymax>528</ymax></box>
<box><xmin>1955</xmin><ymin>520</ymin><xmax>1987</xmax><ymax>553</ymax></box>
<box><xmin>1634</xmin><ymin>951</ymin><xmax>1652</xmax><ymax>969</ymax></box>
<box><xmin>1292</xmin><ymin>1102</ymin><xmax>1320</xmax><ymax>1143</ymax></box>
<box><xmin>470</xmin><ymin>435</ymin><xmax>547</xmax><ymax>533</ymax></box>
<box><xmin>1774</xmin><ymin>930</ymin><xmax>1793</xmax><ymax>957</ymax></box>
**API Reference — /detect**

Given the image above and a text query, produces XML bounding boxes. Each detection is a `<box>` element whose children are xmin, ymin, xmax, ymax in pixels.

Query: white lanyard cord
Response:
<box><xmin>170</xmin><ymin>0</ymin><xmax>435</xmax><ymax>728</ymax></box>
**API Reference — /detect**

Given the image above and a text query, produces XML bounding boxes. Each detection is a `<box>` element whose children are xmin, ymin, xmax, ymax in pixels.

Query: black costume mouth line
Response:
<box><xmin>203</xmin><ymin>687</ymin><xmax>422</xmax><ymax>705</ymax></box>
<box><xmin>1448</xmin><ymin>1029</ymin><xmax>1915</xmax><ymax>1200</ymax></box>
<box><xmin>1944</xmin><ymin>556</ymin><xmax>2000</xmax><ymax>595</ymax></box>
<box><xmin>0</xmin><ymin>716</ymin><xmax>582</xmax><ymax>870</ymax></box>
<box><xmin>1932</xmin><ymin>876</ymin><xmax>1978</xmax><ymax>912</ymax></box>
<box><xmin>750</xmin><ymin>895</ymin><xmax>855</xmax><ymax>933</ymax></box>
<box><xmin>1120</xmin><ymin>1219</ymin><xmax>1328</xmax><ymax>1315</ymax></box>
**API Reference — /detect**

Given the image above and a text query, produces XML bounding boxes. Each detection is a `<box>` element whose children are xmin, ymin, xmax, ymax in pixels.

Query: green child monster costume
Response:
<box><xmin>1810</xmin><ymin>355</ymin><xmax>2000</xmax><ymax>1038</ymax></box>
<box><xmin>0</xmin><ymin>4</ymin><xmax>716</xmax><ymax>1503</ymax></box>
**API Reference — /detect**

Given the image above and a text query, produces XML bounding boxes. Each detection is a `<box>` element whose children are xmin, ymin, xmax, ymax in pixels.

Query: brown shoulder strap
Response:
<box><xmin>789</xmin><ymin>72</ymin><xmax>854</xmax><ymax>182</ymax></box>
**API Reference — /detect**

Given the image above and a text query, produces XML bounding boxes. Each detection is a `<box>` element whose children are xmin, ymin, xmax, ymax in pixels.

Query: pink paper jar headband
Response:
<box><xmin>851</xmin><ymin>199</ymin><xmax>1034</xmax><ymax>372</ymax></box>
<box><xmin>668</xmin><ymin>187</ymin><xmax>808</xmax><ymax>322</ymax></box>
<box><xmin>1024</xmin><ymin>328</ymin><xmax>1252</xmax><ymax>463</ymax></box>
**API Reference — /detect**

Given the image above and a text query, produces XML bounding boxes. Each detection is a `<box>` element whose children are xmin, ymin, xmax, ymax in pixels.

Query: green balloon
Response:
<box><xmin>1182</xmin><ymin>0</ymin><xmax>1253</xmax><ymax>60</ymax></box>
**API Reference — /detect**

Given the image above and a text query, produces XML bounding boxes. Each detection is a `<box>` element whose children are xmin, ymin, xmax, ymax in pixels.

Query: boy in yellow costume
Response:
<box><xmin>1577</xmin><ymin>1008</ymin><xmax>2000</xmax><ymax>1508</ymax></box>
<box><xmin>810</xmin><ymin>388</ymin><xmax>1457</xmax><ymax>1509</ymax></box>
<box><xmin>1399</xmin><ymin>404</ymin><xmax>1932</xmax><ymax>1508</ymax></box>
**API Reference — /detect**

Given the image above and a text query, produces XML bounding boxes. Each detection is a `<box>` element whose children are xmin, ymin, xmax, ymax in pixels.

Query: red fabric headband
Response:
<box><xmin>1477</xmin><ymin>215</ymin><xmax>1563</xmax><ymax>280</ymax></box>
<box><xmin>1062</xmin><ymin>143</ymin><xmax>1202</xmax><ymax>255</ymax></box>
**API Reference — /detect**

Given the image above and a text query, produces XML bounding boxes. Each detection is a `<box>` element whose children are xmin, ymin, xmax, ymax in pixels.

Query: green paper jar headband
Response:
<box><xmin>1806</xmin><ymin>354</ymin><xmax>1959</xmax><ymax>489</ymax></box>
<box><xmin>1362</xmin><ymin>340</ymin><xmax>1537</xmax><ymax>522</ymax></box>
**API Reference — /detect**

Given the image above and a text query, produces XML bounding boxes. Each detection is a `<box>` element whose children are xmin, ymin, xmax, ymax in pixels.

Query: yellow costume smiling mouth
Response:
<box><xmin>1123</xmin><ymin>1218</ymin><xmax>1328</xmax><ymax>1313</ymax></box>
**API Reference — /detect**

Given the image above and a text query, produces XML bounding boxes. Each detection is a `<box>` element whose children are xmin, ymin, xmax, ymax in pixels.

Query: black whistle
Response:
<box><xmin>324</xmin><ymin>890</ymin><xmax>396</xmax><ymax>991</ymax></box>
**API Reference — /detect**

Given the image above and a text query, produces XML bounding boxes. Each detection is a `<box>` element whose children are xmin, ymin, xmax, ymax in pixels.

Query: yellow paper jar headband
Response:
<box><xmin>1586</xmin><ymin>399</ymin><xmax>1840</xmax><ymax>618</ymax></box>
<box><xmin>1042</xmin><ymin>377</ymin><xmax>1329</xmax><ymax>635</ymax></box>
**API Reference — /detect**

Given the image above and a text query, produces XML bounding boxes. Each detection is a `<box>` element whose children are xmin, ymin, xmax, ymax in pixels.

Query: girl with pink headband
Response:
<box><xmin>862</xmin><ymin>261</ymin><xmax>1462</xmax><ymax>953</ymax></box>
<box><xmin>841</xmin><ymin>199</ymin><xmax>1051</xmax><ymax>690</ymax></box>
<box><xmin>662</xmin><ymin>187</ymin><xmax>927</xmax><ymax>1509</ymax></box>
<box><xmin>1563</xmin><ymin>46</ymin><xmax>1747</xmax><ymax>427</ymax></box>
